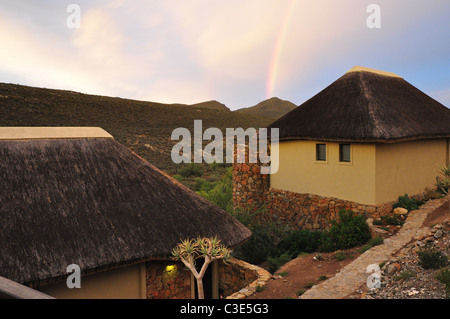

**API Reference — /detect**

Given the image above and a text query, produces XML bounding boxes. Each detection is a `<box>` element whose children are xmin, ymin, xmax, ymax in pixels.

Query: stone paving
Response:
<box><xmin>300</xmin><ymin>195</ymin><xmax>450</xmax><ymax>299</ymax></box>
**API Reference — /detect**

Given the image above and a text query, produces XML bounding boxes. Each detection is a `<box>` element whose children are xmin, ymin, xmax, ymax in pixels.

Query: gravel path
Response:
<box><xmin>300</xmin><ymin>195</ymin><xmax>449</xmax><ymax>299</ymax></box>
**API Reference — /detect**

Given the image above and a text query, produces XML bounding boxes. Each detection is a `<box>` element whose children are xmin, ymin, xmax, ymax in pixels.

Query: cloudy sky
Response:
<box><xmin>1</xmin><ymin>0</ymin><xmax>449</xmax><ymax>110</ymax></box>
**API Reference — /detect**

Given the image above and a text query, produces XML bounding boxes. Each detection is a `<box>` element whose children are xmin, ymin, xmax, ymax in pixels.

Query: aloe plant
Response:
<box><xmin>435</xmin><ymin>164</ymin><xmax>450</xmax><ymax>211</ymax></box>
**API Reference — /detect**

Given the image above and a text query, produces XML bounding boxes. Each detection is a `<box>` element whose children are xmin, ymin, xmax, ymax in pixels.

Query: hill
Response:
<box><xmin>234</xmin><ymin>97</ymin><xmax>297</xmax><ymax>119</ymax></box>
<box><xmin>171</xmin><ymin>100</ymin><xmax>230</xmax><ymax>112</ymax></box>
<box><xmin>0</xmin><ymin>82</ymin><xmax>271</xmax><ymax>174</ymax></box>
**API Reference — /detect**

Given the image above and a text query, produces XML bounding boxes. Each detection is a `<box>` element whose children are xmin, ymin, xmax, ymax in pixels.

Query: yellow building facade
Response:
<box><xmin>37</xmin><ymin>263</ymin><xmax>148</xmax><ymax>299</ymax></box>
<box><xmin>271</xmin><ymin>138</ymin><xmax>450</xmax><ymax>205</ymax></box>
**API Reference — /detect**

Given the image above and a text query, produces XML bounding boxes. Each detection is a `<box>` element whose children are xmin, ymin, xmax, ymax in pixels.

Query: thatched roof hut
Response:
<box><xmin>0</xmin><ymin>127</ymin><xmax>251</xmax><ymax>286</ymax></box>
<box><xmin>268</xmin><ymin>66</ymin><xmax>450</xmax><ymax>142</ymax></box>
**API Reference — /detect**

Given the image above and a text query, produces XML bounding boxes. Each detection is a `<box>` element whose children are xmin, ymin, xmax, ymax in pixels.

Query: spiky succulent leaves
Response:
<box><xmin>436</xmin><ymin>165</ymin><xmax>450</xmax><ymax>195</ymax></box>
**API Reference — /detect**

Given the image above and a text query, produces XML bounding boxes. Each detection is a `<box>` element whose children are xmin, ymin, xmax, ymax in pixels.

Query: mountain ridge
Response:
<box><xmin>234</xmin><ymin>97</ymin><xmax>297</xmax><ymax>119</ymax></box>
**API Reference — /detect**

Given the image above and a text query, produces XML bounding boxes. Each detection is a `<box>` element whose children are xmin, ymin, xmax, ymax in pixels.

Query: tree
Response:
<box><xmin>171</xmin><ymin>237</ymin><xmax>231</xmax><ymax>299</ymax></box>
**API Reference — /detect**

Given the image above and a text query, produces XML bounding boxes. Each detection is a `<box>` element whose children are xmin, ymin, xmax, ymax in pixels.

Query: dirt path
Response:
<box><xmin>250</xmin><ymin>199</ymin><xmax>449</xmax><ymax>299</ymax></box>
<box><xmin>250</xmin><ymin>247</ymin><xmax>363</xmax><ymax>299</ymax></box>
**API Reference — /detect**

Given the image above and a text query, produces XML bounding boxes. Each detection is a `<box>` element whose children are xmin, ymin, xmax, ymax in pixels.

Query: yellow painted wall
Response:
<box><xmin>36</xmin><ymin>263</ymin><xmax>147</xmax><ymax>299</ymax></box>
<box><xmin>270</xmin><ymin>140</ymin><xmax>376</xmax><ymax>204</ymax></box>
<box><xmin>447</xmin><ymin>138</ymin><xmax>450</xmax><ymax>165</ymax></box>
<box><xmin>270</xmin><ymin>139</ymin><xmax>448</xmax><ymax>206</ymax></box>
<box><xmin>375</xmin><ymin>139</ymin><xmax>448</xmax><ymax>205</ymax></box>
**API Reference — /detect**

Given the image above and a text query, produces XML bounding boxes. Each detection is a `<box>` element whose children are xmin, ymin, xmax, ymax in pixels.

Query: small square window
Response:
<box><xmin>316</xmin><ymin>144</ymin><xmax>326</xmax><ymax>161</ymax></box>
<box><xmin>339</xmin><ymin>144</ymin><xmax>351</xmax><ymax>162</ymax></box>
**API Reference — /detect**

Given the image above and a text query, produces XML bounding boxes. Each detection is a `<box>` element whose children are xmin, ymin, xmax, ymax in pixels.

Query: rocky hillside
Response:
<box><xmin>0</xmin><ymin>82</ymin><xmax>271</xmax><ymax>174</ymax></box>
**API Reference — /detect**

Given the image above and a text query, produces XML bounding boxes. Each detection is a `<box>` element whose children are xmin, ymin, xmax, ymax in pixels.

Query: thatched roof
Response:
<box><xmin>268</xmin><ymin>66</ymin><xmax>450</xmax><ymax>143</ymax></box>
<box><xmin>0</xmin><ymin>128</ymin><xmax>251</xmax><ymax>285</ymax></box>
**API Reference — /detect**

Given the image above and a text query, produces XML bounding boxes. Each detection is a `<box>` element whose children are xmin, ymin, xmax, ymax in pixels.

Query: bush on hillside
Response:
<box><xmin>435</xmin><ymin>267</ymin><xmax>450</xmax><ymax>295</ymax></box>
<box><xmin>380</xmin><ymin>214</ymin><xmax>404</xmax><ymax>226</ymax></box>
<box><xmin>418</xmin><ymin>246</ymin><xmax>448</xmax><ymax>269</ymax></box>
<box><xmin>267</xmin><ymin>253</ymin><xmax>291</xmax><ymax>273</ymax></box>
<box><xmin>319</xmin><ymin>210</ymin><xmax>371</xmax><ymax>252</ymax></box>
<box><xmin>232</xmin><ymin>223</ymin><xmax>280</xmax><ymax>265</ymax></box>
<box><xmin>178</xmin><ymin>163</ymin><xmax>204</xmax><ymax>178</ymax></box>
<box><xmin>197</xmin><ymin>167</ymin><xmax>232</xmax><ymax>212</ymax></box>
<box><xmin>277</xmin><ymin>229</ymin><xmax>322</xmax><ymax>258</ymax></box>
<box><xmin>393</xmin><ymin>194</ymin><xmax>424</xmax><ymax>211</ymax></box>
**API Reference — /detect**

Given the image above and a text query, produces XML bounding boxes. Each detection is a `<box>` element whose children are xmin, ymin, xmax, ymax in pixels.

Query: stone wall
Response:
<box><xmin>232</xmin><ymin>148</ymin><xmax>427</xmax><ymax>230</ymax></box>
<box><xmin>145</xmin><ymin>258</ymin><xmax>271</xmax><ymax>299</ymax></box>
<box><xmin>146</xmin><ymin>261</ymin><xmax>191</xmax><ymax>299</ymax></box>
<box><xmin>232</xmin><ymin>148</ymin><xmax>270</xmax><ymax>213</ymax></box>
<box><xmin>218</xmin><ymin>258</ymin><xmax>257</xmax><ymax>297</ymax></box>
<box><xmin>218</xmin><ymin>258</ymin><xmax>271</xmax><ymax>299</ymax></box>
<box><xmin>265</xmin><ymin>188</ymin><xmax>399</xmax><ymax>229</ymax></box>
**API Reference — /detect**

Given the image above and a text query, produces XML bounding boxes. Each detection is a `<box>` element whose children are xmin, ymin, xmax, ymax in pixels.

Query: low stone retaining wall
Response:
<box><xmin>263</xmin><ymin>188</ymin><xmax>396</xmax><ymax>230</ymax></box>
<box><xmin>145</xmin><ymin>258</ymin><xmax>271</xmax><ymax>299</ymax></box>
<box><xmin>219</xmin><ymin>258</ymin><xmax>272</xmax><ymax>299</ymax></box>
<box><xmin>233</xmin><ymin>154</ymin><xmax>428</xmax><ymax>230</ymax></box>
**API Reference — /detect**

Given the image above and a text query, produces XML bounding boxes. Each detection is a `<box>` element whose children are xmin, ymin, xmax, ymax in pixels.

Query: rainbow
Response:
<box><xmin>266</xmin><ymin>0</ymin><xmax>298</xmax><ymax>99</ymax></box>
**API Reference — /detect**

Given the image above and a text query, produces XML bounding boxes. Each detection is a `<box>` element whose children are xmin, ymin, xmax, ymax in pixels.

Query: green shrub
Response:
<box><xmin>277</xmin><ymin>229</ymin><xmax>322</xmax><ymax>258</ymax></box>
<box><xmin>319</xmin><ymin>210</ymin><xmax>371</xmax><ymax>252</ymax></box>
<box><xmin>178</xmin><ymin>163</ymin><xmax>204</xmax><ymax>177</ymax></box>
<box><xmin>359</xmin><ymin>245</ymin><xmax>371</xmax><ymax>254</ymax></box>
<box><xmin>318</xmin><ymin>230</ymin><xmax>335</xmax><ymax>252</ymax></box>
<box><xmin>232</xmin><ymin>223</ymin><xmax>280</xmax><ymax>265</ymax></box>
<box><xmin>372</xmin><ymin>219</ymin><xmax>383</xmax><ymax>225</ymax></box>
<box><xmin>418</xmin><ymin>247</ymin><xmax>448</xmax><ymax>269</ymax></box>
<box><xmin>193</xmin><ymin>178</ymin><xmax>213</xmax><ymax>192</ymax></box>
<box><xmin>359</xmin><ymin>236</ymin><xmax>384</xmax><ymax>253</ymax></box>
<box><xmin>425</xmin><ymin>187</ymin><xmax>443</xmax><ymax>200</ymax></box>
<box><xmin>334</xmin><ymin>252</ymin><xmax>348</xmax><ymax>261</ymax></box>
<box><xmin>367</xmin><ymin>236</ymin><xmax>384</xmax><ymax>246</ymax></box>
<box><xmin>435</xmin><ymin>165</ymin><xmax>450</xmax><ymax>195</ymax></box>
<box><xmin>393</xmin><ymin>194</ymin><xmax>423</xmax><ymax>211</ymax></box>
<box><xmin>172</xmin><ymin>174</ymin><xmax>183</xmax><ymax>181</ymax></box>
<box><xmin>267</xmin><ymin>252</ymin><xmax>291</xmax><ymax>273</ymax></box>
<box><xmin>197</xmin><ymin>167</ymin><xmax>232</xmax><ymax>211</ymax></box>
<box><xmin>304</xmin><ymin>282</ymin><xmax>315</xmax><ymax>289</ymax></box>
<box><xmin>435</xmin><ymin>267</ymin><xmax>450</xmax><ymax>295</ymax></box>
<box><xmin>381</xmin><ymin>215</ymin><xmax>404</xmax><ymax>226</ymax></box>
<box><xmin>393</xmin><ymin>271</ymin><xmax>414</xmax><ymax>281</ymax></box>
<box><xmin>296</xmin><ymin>289</ymin><xmax>306</xmax><ymax>297</ymax></box>
<box><xmin>255</xmin><ymin>284</ymin><xmax>265</xmax><ymax>293</ymax></box>
<box><xmin>229</xmin><ymin>207</ymin><xmax>262</xmax><ymax>227</ymax></box>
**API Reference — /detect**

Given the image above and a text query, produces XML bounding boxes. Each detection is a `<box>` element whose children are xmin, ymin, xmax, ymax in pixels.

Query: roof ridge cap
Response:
<box><xmin>346</xmin><ymin>66</ymin><xmax>403</xmax><ymax>79</ymax></box>
<box><xmin>0</xmin><ymin>127</ymin><xmax>114</xmax><ymax>140</ymax></box>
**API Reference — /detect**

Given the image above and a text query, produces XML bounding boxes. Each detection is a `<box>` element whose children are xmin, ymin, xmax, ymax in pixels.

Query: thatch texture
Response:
<box><xmin>268</xmin><ymin>70</ymin><xmax>450</xmax><ymax>142</ymax></box>
<box><xmin>0</xmin><ymin>138</ymin><xmax>251</xmax><ymax>285</ymax></box>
